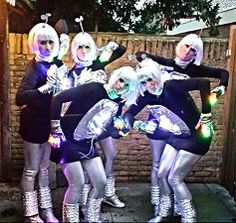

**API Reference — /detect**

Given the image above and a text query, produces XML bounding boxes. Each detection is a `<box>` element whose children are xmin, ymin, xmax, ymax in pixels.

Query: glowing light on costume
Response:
<box><xmin>209</xmin><ymin>93</ymin><xmax>218</xmax><ymax>106</ymax></box>
<box><xmin>48</xmin><ymin>134</ymin><xmax>61</xmax><ymax>148</ymax></box>
<box><xmin>113</xmin><ymin>116</ymin><xmax>130</xmax><ymax>136</ymax></box>
<box><xmin>107</xmin><ymin>89</ymin><xmax>119</xmax><ymax>99</ymax></box>
<box><xmin>113</xmin><ymin>117</ymin><xmax>125</xmax><ymax>129</ymax></box>
<box><xmin>133</xmin><ymin>119</ymin><xmax>157</xmax><ymax>134</ymax></box>
<box><xmin>201</xmin><ymin>123</ymin><xmax>213</xmax><ymax>138</ymax></box>
<box><xmin>59</xmin><ymin>158</ymin><xmax>65</xmax><ymax>164</ymax></box>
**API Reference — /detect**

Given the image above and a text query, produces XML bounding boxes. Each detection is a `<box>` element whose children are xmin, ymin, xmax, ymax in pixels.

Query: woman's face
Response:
<box><xmin>113</xmin><ymin>78</ymin><xmax>130</xmax><ymax>95</ymax></box>
<box><xmin>177</xmin><ymin>44</ymin><xmax>196</xmax><ymax>62</ymax></box>
<box><xmin>38</xmin><ymin>39</ymin><xmax>55</xmax><ymax>59</ymax></box>
<box><xmin>76</xmin><ymin>44</ymin><xmax>91</xmax><ymax>61</ymax></box>
<box><xmin>141</xmin><ymin>78</ymin><xmax>161</xmax><ymax>95</ymax></box>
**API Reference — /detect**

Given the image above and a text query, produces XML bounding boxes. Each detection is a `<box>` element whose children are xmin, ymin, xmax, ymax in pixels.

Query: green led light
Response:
<box><xmin>209</xmin><ymin>93</ymin><xmax>218</xmax><ymax>106</ymax></box>
<box><xmin>201</xmin><ymin>124</ymin><xmax>212</xmax><ymax>138</ymax></box>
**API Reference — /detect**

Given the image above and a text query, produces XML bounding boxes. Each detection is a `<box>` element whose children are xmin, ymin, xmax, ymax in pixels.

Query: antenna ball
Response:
<box><xmin>75</xmin><ymin>16</ymin><xmax>84</xmax><ymax>23</ymax></box>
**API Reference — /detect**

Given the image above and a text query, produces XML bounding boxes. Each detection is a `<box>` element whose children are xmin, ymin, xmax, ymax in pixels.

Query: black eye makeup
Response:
<box><xmin>39</xmin><ymin>40</ymin><xmax>54</xmax><ymax>45</ymax></box>
<box><xmin>78</xmin><ymin>45</ymin><xmax>90</xmax><ymax>49</ymax></box>
<box><xmin>40</xmin><ymin>40</ymin><xmax>47</xmax><ymax>45</ymax></box>
<box><xmin>141</xmin><ymin>77</ymin><xmax>153</xmax><ymax>85</ymax></box>
<box><xmin>185</xmin><ymin>44</ymin><xmax>196</xmax><ymax>53</ymax></box>
<box><xmin>119</xmin><ymin>78</ymin><xmax>125</xmax><ymax>83</ymax></box>
<box><xmin>190</xmin><ymin>48</ymin><xmax>196</xmax><ymax>53</ymax></box>
<box><xmin>124</xmin><ymin>83</ymin><xmax>129</xmax><ymax>88</ymax></box>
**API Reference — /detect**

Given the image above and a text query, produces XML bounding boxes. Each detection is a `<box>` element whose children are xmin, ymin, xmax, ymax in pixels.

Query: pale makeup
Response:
<box><xmin>177</xmin><ymin>44</ymin><xmax>196</xmax><ymax>62</ymax></box>
<box><xmin>76</xmin><ymin>45</ymin><xmax>91</xmax><ymax>61</ymax></box>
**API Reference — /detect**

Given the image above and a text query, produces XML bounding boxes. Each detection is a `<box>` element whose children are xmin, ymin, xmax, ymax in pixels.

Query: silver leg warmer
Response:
<box><xmin>80</xmin><ymin>183</ymin><xmax>91</xmax><ymax>218</ymax></box>
<box><xmin>150</xmin><ymin>186</ymin><xmax>160</xmax><ymax>216</ymax></box>
<box><xmin>22</xmin><ymin>190</ymin><xmax>44</xmax><ymax>222</ymax></box>
<box><xmin>173</xmin><ymin>193</ymin><xmax>181</xmax><ymax>216</ymax></box>
<box><xmin>38</xmin><ymin>186</ymin><xmax>58</xmax><ymax>223</ymax></box>
<box><xmin>80</xmin><ymin>183</ymin><xmax>91</xmax><ymax>206</ymax></box>
<box><xmin>63</xmin><ymin>203</ymin><xmax>79</xmax><ymax>223</ymax></box>
<box><xmin>103</xmin><ymin>176</ymin><xmax>125</xmax><ymax>208</ymax></box>
<box><xmin>158</xmin><ymin>194</ymin><xmax>173</xmax><ymax>217</ymax></box>
<box><xmin>180</xmin><ymin>199</ymin><xmax>197</xmax><ymax>223</ymax></box>
<box><xmin>86</xmin><ymin>198</ymin><xmax>103</xmax><ymax>223</ymax></box>
<box><xmin>147</xmin><ymin>193</ymin><xmax>173</xmax><ymax>223</ymax></box>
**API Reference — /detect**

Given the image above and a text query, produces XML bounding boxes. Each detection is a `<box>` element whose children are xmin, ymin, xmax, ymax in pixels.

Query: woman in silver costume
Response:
<box><xmin>130</xmin><ymin>34</ymin><xmax>229</xmax><ymax>223</ymax></box>
<box><xmin>66</xmin><ymin>19</ymin><xmax>127</xmax><ymax>211</ymax></box>
<box><xmin>123</xmin><ymin>51</ymin><xmax>228</xmax><ymax>222</ymax></box>
<box><xmin>49</xmin><ymin>66</ymin><xmax>138</xmax><ymax>222</ymax></box>
<box><xmin>15</xmin><ymin>15</ymin><xmax>69</xmax><ymax>222</ymax></box>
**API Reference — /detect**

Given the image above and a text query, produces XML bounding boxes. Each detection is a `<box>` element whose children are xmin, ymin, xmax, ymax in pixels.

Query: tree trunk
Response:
<box><xmin>0</xmin><ymin>0</ymin><xmax>11</xmax><ymax>182</ymax></box>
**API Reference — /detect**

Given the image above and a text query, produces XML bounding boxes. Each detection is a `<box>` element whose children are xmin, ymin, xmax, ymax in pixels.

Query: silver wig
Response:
<box><xmin>71</xmin><ymin>32</ymin><xmax>97</xmax><ymax>67</ymax></box>
<box><xmin>135</xmin><ymin>58</ymin><xmax>163</xmax><ymax>96</ymax></box>
<box><xmin>175</xmin><ymin>33</ymin><xmax>203</xmax><ymax>66</ymax></box>
<box><xmin>28</xmin><ymin>23</ymin><xmax>59</xmax><ymax>62</ymax></box>
<box><xmin>105</xmin><ymin>66</ymin><xmax>139</xmax><ymax>106</ymax></box>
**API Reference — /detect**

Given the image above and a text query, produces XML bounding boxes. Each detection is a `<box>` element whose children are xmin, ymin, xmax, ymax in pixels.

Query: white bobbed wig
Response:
<box><xmin>135</xmin><ymin>58</ymin><xmax>163</xmax><ymax>96</ymax></box>
<box><xmin>176</xmin><ymin>33</ymin><xmax>203</xmax><ymax>65</ymax></box>
<box><xmin>28</xmin><ymin>23</ymin><xmax>59</xmax><ymax>62</ymax></box>
<box><xmin>105</xmin><ymin>66</ymin><xmax>139</xmax><ymax>106</ymax></box>
<box><xmin>71</xmin><ymin>32</ymin><xmax>97</xmax><ymax>66</ymax></box>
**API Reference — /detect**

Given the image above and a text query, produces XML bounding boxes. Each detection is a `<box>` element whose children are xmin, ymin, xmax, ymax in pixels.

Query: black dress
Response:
<box><xmin>50</xmin><ymin>82</ymin><xmax>123</xmax><ymax>164</ymax></box>
<box><xmin>124</xmin><ymin>78</ymin><xmax>212</xmax><ymax>155</ymax></box>
<box><xmin>15</xmin><ymin>58</ymin><xmax>60</xmax><ymax>143</ymax></box>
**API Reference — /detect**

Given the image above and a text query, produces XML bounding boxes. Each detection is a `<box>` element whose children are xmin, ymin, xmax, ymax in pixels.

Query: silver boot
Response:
<box><xmin>22</xmin><ymin>190</ymin><xmax>44</xmax><ymax>223</ymax></box>
<box><xmin>63</xmin><ymin>203</ymin><xmax>79</xmax><ymax>223</ymax></box>
<box><xmin>86</xmin><ymin>198</ymin><xmax>103</xmax><ymax>223</ymax></box>
<box><xmin>103</xmin><ymin>176</ymin><xmax>125</xmax><ymax>208</ymax></box>
<box><xmin>173</xmin><ymin>194</ymin><xmax>181</xmax><ymax>216</ymax></box>
<box><xmin>150</xmin><ymin>186</ymin><xmax>160</xmax><ymax>216</ymax></box>
<box><xmin>38</xmin><ymin>186</ymin><xmax>59</xmax><ymax>223</ymax></box>
<box><xmin>180</xmin><ymin>199</ymin><xmax>197</xmax><ymax>223</ymax></box>
<box><xmin>80</xmin><ymin>183</ymin><xmax>91</xmax><ymax>216</ymax></box>
<box><xmin>148</xmin><ymin>193</ymin><xmax>173</xmax><ymax>223</ymax></box>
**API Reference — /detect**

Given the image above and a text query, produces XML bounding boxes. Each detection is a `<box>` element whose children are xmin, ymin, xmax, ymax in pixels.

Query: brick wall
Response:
<box><xmin>9</xmin><ymin>32</ymin><xmax>229</xmax><ymax>183</ymax></box>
